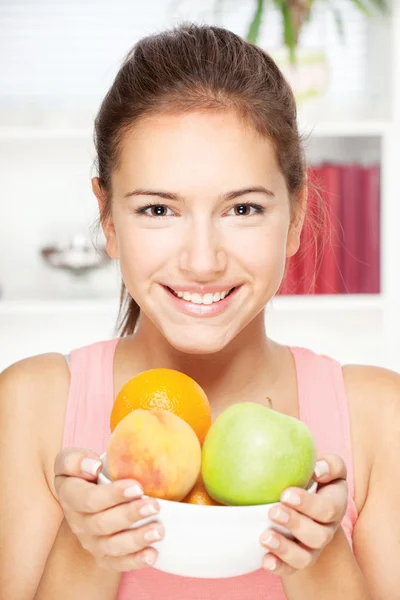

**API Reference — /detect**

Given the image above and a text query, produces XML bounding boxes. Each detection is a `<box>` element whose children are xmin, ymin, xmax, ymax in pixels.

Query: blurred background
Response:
<box><xmin>0</xmin><ymin>0</ymin><xmax>399</xmax><ymax>372</ymax></box>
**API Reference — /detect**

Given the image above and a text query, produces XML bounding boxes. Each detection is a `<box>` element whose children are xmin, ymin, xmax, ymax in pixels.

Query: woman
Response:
<box><xmin>1</xmin><ymin>23</ymin><xmax>398</xmax><ymax>600</ymax></box>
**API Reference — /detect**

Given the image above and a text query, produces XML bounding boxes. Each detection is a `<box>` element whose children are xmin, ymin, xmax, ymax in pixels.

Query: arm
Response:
<box><xmin>350</xmin><ymin>368</ymin><xmax>400</xmax><ymax>599</ymax></box>
<box><xmin>260</xmin><ymin>455</ymin><xmax>373</xmax><ymax>600</ymax></box>
<box><xmin>0</xmin><ymin>355</ymin><xmax>120</xmax><ymax>600</ymax></box>
<box><xmin>281</xmin><ymin>527</ymin><xmax>372</xmax><ymax>599</ymax></box>
<box><xmin>35</xmin><ymin>518</ymin><xmax>121</xmax><ymax>600</ymax></box>
<box><xmin>36</xmin><ymin>446</ymin><xmax>160</xmax><ymax>599</ymax></box>
<box><xmin>267</xmin><ymin>366</ymin><xmax>400</xmax><ymax>600</ymax></box>
<box><xmin>0</xmin><ymin>356</ymin><xmax>67</xmax><ymax>600</ymax></box>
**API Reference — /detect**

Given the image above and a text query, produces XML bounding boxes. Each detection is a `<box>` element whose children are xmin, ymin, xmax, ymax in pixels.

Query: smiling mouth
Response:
<box><xmin>166</xmin><ymin>286</ymin><xmax>237</xmax><ymax>305</ymax></box>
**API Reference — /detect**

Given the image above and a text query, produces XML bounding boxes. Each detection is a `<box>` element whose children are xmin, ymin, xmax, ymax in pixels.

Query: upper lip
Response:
<box><xmin>163</xmin><ymin>283</ymin><xmax>240</xmax><ymax>294</ymax></box>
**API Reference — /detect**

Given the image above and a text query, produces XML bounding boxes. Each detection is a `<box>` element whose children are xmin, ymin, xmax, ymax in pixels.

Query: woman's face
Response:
<box><xmin>94</xmin><ymin>110</ymin><xmax>302</xmax><ymax>354</ymax></box>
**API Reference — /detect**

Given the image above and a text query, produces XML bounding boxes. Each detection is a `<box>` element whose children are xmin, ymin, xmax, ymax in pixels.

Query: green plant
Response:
<box><xmin>213</xmin><ymin>0</ymin><xmax>388</xmax><ymax>63</ymax></box>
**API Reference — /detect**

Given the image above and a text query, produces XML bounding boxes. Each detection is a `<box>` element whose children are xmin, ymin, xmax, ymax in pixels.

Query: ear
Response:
<box><xmin>92</xmin><ymin>177</ymin><xmax>119</xmax><ymax>260</ymax></box>
<box><xmin>286</xmin><ymin>182</ymin><xmax>307</xmax><ymax>258</ymax></box>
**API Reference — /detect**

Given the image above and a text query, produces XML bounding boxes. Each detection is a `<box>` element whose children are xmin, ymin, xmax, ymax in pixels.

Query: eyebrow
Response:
<box><xmin>123</xmin><ymin>186</ymin><xmax>275</xmax><ymax>202</ymax></box>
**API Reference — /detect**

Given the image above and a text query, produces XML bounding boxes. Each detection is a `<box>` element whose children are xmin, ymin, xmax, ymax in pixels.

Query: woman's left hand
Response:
<box><xmin>260</xmin><ymin>454</ymin><xmax>348</xmax><ymax>576</ymax></box>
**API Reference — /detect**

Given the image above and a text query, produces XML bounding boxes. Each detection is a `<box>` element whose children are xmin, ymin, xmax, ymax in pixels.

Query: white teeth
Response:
<box><xmin>171</xmin><ymin>288</ymin><xmax>234</xmax><ymax>304</ymax></box>
<box><xmin>191</xmin><ymin>293</ymin><xmax>203</xmax><ymax>304</ymax></box>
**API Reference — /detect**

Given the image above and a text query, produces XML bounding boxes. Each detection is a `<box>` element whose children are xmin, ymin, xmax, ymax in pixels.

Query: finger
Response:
<box><xmin>54</xmin><ymin>447</ymin><xmax>104</xmax><ymax>479</ymax></box>
<box><xmin>261</xmin><ymin>530</ymin><xmax>318</xmax><ymax>572</ymax></box>
<box><xmin>99</xmin><ymin>547</ymin><xmax>158</xmax><ymax>572</ymax></box>
<box><xmin>265</xmin><ymin>502</ymin><xmax>336</xmax><ymax>550</ymax></box>
<box><xmin>54</xmin><ymin>447</ymin><xmax>103</xmax><ymax>500</ymax></box>
<box><xmin>263</xmin><ymin>553</ymin><xmax>295</xmax><ymax>576</ymax></box>
<box><xmin>58</xmin><ymin>476</ymin><xmax>145</xmax><ymax>514</ymax></box>
<box><xmin>278</xmin><ymin>478</ymin><xmax>348</xmax><ymax>525</ymax></box>
<box><xmin>86</xmin><ymin>496</ymin><xmax>161</xmax><ymax>536</ymax></box>
<box><xmin>312</xmin><ymin>454</ymin><xmax>347</xmax><ymax>483</ymax></box>
<box><xmin>95</xmin><ymin>521</ymin><xmax>165</xmax><ymax>558</ymax></box>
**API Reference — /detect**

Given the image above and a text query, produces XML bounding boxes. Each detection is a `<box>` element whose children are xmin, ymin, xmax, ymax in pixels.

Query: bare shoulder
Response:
<box><xmin>341</xmin><ymin>363</ymin><xmax>400</xmax><ymax>511</ymax></box>
<box><xmin>342</xmin><ymin>362</ymin><xmax>400</xmax><ymax>420</ymax></box>
<box><xmin>0</xmin><ymin>353</ymin><xmax>71</xmax><ymax>497</ymax></box>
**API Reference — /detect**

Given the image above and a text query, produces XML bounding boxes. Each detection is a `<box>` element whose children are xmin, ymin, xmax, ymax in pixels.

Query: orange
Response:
<box><xmin>110</xmin><ymin>368</ymin><xmax>212</xmax><ymax>445</ymax></box>
<box><xmin>182</xmin><ymin>474</ymin><xmax>222</xmax><ymax>505</ymax></box>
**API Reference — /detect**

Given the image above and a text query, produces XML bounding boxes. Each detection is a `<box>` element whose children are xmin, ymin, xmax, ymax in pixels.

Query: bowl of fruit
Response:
<box><xmin>97</xmin><ymin>369</ymin><xmax>318</xmax><ymax>579</ymax></box>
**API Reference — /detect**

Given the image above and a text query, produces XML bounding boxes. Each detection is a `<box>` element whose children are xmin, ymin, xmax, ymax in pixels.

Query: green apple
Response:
<box><xmin>201</xmin><ymin>402</ymin><xmax>316</xmax><ymax>505</ymax></box>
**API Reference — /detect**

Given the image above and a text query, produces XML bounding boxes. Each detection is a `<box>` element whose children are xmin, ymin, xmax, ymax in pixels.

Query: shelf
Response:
<box><xmin>269</xmin><ymin>294</ymin><xmax>383</xmax><ymax>312</ymax></box>
<box><xmin>0</xmin><ymin>294</ymin><xmax>383</xmax><ymax>316</ymax></box>
<box><xmin>298</xmin><ymin>120</ymin><xmax>390</xmax><ymax>138</ymax></box>
<box><xmin>0</xmin><ymin>127</ymin><xmax>93</xmax><ymax>140</ymax></box>
<box><xmin>0</xmin><ymin>298</ymin><xmax>120</xmax><ymax>315</ymax></box>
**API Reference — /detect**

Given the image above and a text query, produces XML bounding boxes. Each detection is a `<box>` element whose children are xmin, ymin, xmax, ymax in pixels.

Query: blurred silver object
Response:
<box><xmin>41</xmin><ymin>234</ymin><xmax>111</xmax><ymax>277</ymax></box>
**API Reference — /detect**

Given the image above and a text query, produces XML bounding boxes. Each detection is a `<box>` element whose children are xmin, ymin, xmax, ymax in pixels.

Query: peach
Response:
<box><xmin>106</xmin><ymin>408</ymin><xmax>202</xmax><ymax>501</ymax></box>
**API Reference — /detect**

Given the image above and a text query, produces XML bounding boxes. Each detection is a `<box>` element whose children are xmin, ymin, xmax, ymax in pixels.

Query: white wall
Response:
<box><xmin>0</xmin><ymin>1</ymin><xmax>398</xmax><ymax>373</ymax></box>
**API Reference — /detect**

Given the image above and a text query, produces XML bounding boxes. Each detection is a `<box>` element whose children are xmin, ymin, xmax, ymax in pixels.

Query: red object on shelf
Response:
<box><xmin>359</xmin><ymin>165</ymin><xmax>381</xmax><ymax>293</ymax></box>
<box><xmin>279</xmin><ymin>162</ymin><xmax>381</xmax><ymax>297</ymax></box>
<box><xmin>315</xmin><ymin>163</ymin><xmax>344</xmax><ymax>294</ymax></box>
<box><xmin>340</xmin><ymin>163</ymin><xmax>364</xmax><ymax>294</ymax></box>
<box><xmin>279</xmin><ymin>166</ymin><xmax>318</xmax><ymax>296</ymax></box>
<box><xmin>297</xmin><ymin>165</ymin><xmax>321</xmax><ymax>295</ymax></box>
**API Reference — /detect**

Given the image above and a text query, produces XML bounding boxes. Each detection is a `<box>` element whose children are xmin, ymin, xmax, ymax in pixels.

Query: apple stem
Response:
<box><xmin>266</xmin><ymin>397</ymin><xmax>273</xmax><ymax>409</ymax></box>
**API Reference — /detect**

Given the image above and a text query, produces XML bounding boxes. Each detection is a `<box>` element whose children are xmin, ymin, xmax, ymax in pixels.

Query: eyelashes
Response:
<box><xmin>133</xmin><ymin>202</ymin><xmax>266</xmax><ymax>218</ymax></box>
<box><xmin>134</xmin><ymin>203</ymin><xmax>173</xmax><ymax>217</ymax></box>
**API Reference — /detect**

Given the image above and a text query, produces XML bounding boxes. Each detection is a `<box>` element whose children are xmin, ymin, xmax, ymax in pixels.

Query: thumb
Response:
<box><xmin>54</xmin><ymin>447</ymin><xmax>103</xmax><ymax>493</ymax></box>
<box><xmin>312</xmin><ymin>454</ymin><xmax>347</xmax><ymax>483</ymax></box>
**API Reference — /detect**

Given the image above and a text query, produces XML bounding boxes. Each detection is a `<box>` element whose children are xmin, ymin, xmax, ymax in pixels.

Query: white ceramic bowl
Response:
<box><xmin>98</xmin><ymin>452</ymin><xmax>317</xmax><ymax>579</ymax></box>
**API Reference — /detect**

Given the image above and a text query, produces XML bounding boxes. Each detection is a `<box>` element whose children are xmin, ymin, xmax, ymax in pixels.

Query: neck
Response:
<box><xmin>130</xmin><ymin>313</ymin><xmax>280</xmax><ymax>414</ymax></box>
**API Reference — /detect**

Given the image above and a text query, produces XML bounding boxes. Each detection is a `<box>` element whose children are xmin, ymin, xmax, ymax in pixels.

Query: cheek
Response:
<box><xmin>228</xmin><ymin>221</ymin><xmax>288</xmax><ymax>275</ymax></box>
<box><xmin>116</xmin><ymin>227</ymin><xmax>174</xmax><ymax>283</ymax></box>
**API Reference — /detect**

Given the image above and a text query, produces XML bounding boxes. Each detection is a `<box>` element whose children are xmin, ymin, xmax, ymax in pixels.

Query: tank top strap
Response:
<box><xmin>62</xmin><ymin>338</ymin><xmax>120</xmax><ymax>456</ymax></box>
<box><xmin>289</xmin><ymin>346</ymin><xmax>357</xmax><ymax>514</ymax></box>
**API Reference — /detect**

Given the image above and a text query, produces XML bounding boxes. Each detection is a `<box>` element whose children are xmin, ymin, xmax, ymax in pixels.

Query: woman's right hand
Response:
<box><xmin>54</xmin><ymin>448</ymin><xmax>164</xmax><ymax>572</ymax></box>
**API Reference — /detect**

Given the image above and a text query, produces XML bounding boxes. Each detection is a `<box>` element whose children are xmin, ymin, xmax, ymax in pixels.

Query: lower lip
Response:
<box><xmin>163</xmin><ymin>286</ymin><xmax>241</xmax><ymax>317</ymax></box>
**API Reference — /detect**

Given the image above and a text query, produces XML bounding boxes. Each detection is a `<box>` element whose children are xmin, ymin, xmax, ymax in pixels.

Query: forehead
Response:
<box><xmin>112</xmin><ymin>110</ymin><xmax>285</xmax><ymax>195</ymax></box>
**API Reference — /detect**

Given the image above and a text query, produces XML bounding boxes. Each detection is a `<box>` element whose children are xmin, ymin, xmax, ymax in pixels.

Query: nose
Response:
<box><xmin>178</xmin><ymin>217</ymin><xmax>227</xmax><ymax>280</ymax></box>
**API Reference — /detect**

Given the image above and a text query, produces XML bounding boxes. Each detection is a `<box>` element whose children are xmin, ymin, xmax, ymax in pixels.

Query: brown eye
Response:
<box><xmin>227</xmin><ymin>203</ymin><xmax>265</xmax><ymax>217</ymax></box>
<box><xmin>150</xmin><ymin>205</ymin><xmax>167</xmax><ymax>216</ymax></box>
<box><xmin>234</xmin><ymin>204</ymin><xmax>251</xmax><ymax>216</ymax></box>
<box><xmin>135</xmin><ymin>203</ymin><xmax>174</xmax><ymax>217</ymax></box>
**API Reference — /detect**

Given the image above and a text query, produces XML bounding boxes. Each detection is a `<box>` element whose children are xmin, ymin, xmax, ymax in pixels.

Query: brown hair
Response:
<box><xmin>94</xmin><ymin>22</ymin><xmax>325</xmax><ymax>337</ymax></box>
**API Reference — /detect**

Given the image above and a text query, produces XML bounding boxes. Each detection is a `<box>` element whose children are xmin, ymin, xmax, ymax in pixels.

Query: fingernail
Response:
<box><xmin>264</xmin><ymin>555</ymin><xmax>277</xmax><ymax>571</ymax></box>
<box><xmin>124</xmin><ymin>484</ymin><xmax>144</xmax><ymax>498</ymax></box>
<box><xmin>271</xmin><ymin>507</ymin><xmax>289</xmax><ymax>523</ymax></box>
<box><xmin>281</xmin><ymin>490</ymin><xmax>301</xmax><ymax>505</ymax></box>
<box><xmin>265</xmin><ymin>535</ymin><xmax>280</xmax><ymax>549</ymax></box>
<box><xmin>81</xmin><ymin>458</ymin><xmax>102</xmax><ymax>476</ymax></box>
<box><xmin>314</xmin><ymin>460</ymin><xmax>330</xmax><ymax>478</ymax></box>
<box><xmin>139</xmin><ymin>504</ymin><xmax>159</xmax><ymax>517</ymax></box>
<box><xmin>144</xmin><ymin>529</ymin><xmax>162</xmax><ymax>542</ymax></box>
<box><xmin>143</xmin><ymin>552</ymin><xmax>155</xmax><ymax>565</ymax></box>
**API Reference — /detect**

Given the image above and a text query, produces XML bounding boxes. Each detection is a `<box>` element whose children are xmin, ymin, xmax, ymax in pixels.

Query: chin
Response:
<box><xmin>164</xmin><ymin>327</ymin><xmax>233</xmax><ymax>356</ymax></box>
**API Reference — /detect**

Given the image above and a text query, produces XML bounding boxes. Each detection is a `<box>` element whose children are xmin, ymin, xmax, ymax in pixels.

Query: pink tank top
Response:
<box><xmin>62</xmin><ymin>339</ymin><xmax>358</xmax><ymax>600</ymax></box>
